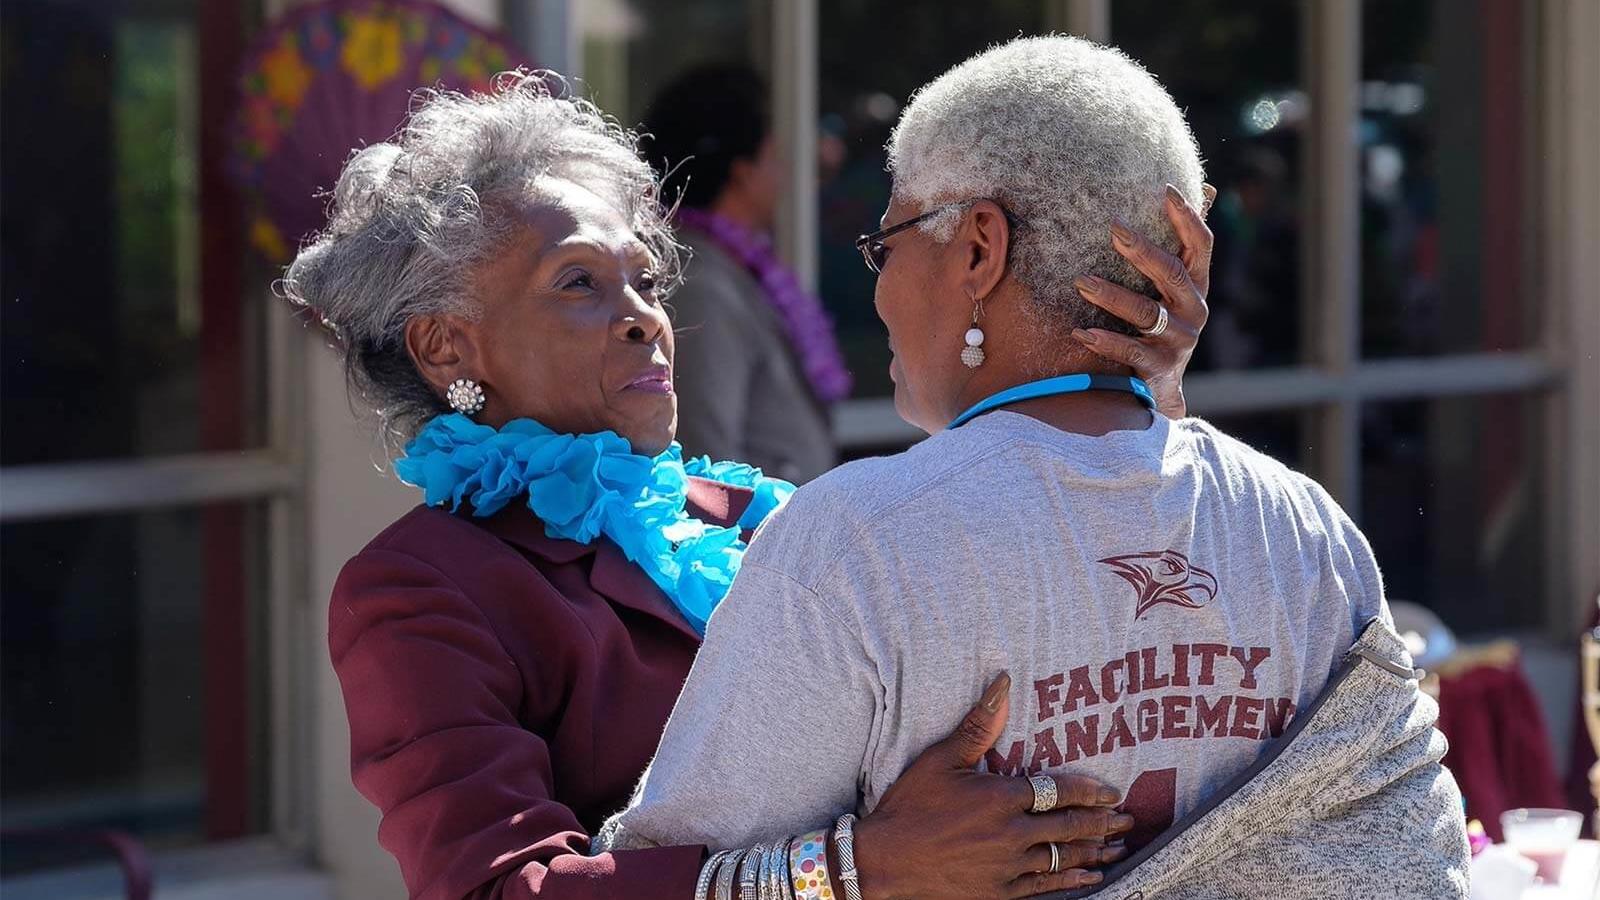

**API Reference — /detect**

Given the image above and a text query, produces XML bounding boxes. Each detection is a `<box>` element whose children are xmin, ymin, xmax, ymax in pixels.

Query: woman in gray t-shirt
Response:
<box><xmin>605</xmin><ymin>35</ymin><xmax>1463</xmax><ymax>900</ymax></box>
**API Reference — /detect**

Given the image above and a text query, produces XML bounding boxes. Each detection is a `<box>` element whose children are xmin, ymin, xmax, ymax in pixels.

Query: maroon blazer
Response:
<box><xmin>329</xmin><ymin>478</ymin><xmax>752</xmax><ymax>899</ymax></box>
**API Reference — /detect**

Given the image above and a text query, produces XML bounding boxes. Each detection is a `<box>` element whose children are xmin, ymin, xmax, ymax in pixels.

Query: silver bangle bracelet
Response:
<box><xmin>698</xmin><ymin>850</ymin><xmax>737</xmax><ymax>900</ymax></box>
<box><xmin>754</xmin><ymin>842</ymin><xmax>769</xmax><ymax>900</ymax></box>
<box><xmin>738</xmin><ymin>844</ymin><xmax>766</xmax><ymax>900</ymax></box>
<box><xmin>715</xmin><ymin>846</ymin><xmax>741</xmax><ymax>900</ymax></box>
<box><xmin>833</xmin><ymin>814</ymin><xmax>864</xmax><ymax>900</ymax></box>
<box><xmin>765</xmin><ymin>836</ymin><xmax>793</xmax><ymax>900</ymax></box>
<box><xmin>757</xmin><ymin>840</ymin><xmax>775</xmax><ymax>900</ymax></box>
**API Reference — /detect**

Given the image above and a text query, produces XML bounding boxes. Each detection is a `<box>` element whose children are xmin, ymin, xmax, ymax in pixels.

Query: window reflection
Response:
<box><xmin>579</xmin><ymin>0</ymin><xmax>761</xmax><ymax>124</ymax></box>
<box><xmin>1114</xmin><ymin>0</ymin><xmax>1305</xmax><ymax>372</ymax></box>
<box><xmin>1360</xmin><ymin>395</ymin><xmax>1544</xmax><ymax>633</ymax></box>
<box><xmin>0</xmin><ymin>503</ymin><xmax>269</xmax><ymax>874</ymax></box>
<box><xmin>1360</xmin><ymin>0</ymin><xmax>1537</xmax><ymax>357</ymax></box>
<box><xmin>0</xmin><ymin>1</ymin><xmax>266</xmax><ymax>466</ymax></box>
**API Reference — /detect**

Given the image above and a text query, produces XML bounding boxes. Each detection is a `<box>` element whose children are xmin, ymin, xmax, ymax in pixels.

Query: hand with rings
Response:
<box><xmin>1024</xmin><ymin>772</ymin><xmax>1124</xmax><ymax>880</ymax></box>
<box><xmin>1069</xmin><ymin>182</ymin><xmax>1217</xmax><ymax>420</ymax></box>
<box><xmin>852</xmin><ymin>673</ymin><xmax>1135</xmax><ymax>899</ymax></box>
<box><xmin>1029</xmin><ymin>776</ymin><xmax>1066</xmax><ymax>877</ymax></box>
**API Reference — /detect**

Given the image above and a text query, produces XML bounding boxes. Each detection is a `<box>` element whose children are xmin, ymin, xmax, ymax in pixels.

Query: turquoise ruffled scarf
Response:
<box><xmin>394</xmin><ymin>413</ymin><xmax>794</xmax><ymax>635</ymax></box>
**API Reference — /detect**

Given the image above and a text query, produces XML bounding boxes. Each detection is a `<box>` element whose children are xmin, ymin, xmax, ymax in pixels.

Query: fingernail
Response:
<box><xmin>1112</xmin><ymin>813</ymin><xmax>1135</xmax><ymax>833</ymax></box>
<box><xmin>1083</xmin><ymin>872</ymin><xmax>1104</xmax><ymax>885</ymax></box>
<box><xmin>981</xmin><ymin>672</ymin><xmax>1010</xmax><ymax>712</ymax></box>
<box><xmin>1070</xmin><ymin>328</ymin><xmax>1097</xmax><ymax>346</ymax></box>
<box><xmin>1074</xmin><ymin>275</ymin><xmax>1099</xmax><ymax>296</ymax></box>
<box><xmin>1164</xmin><ymin>183</ymin><xmax>1183</xmax><ymax>205</ymax></box>
<box><xmin>1110</xmin><ymin>220</ymin><xmax>1136</xmax><ymax>246</ymax></box>
<box><xmin>1098</xmin><ymin>788</ymin><xmax>1120</xmax><ymax>804</ymax></box>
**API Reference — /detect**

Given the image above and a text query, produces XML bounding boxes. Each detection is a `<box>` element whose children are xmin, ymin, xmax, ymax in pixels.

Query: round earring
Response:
<box><xmin>447</xmin><ymin>378</ymin><xmax>486</xmax><ymax>415</ymax></box>
<box><xmin>961</xmin><ymin>299</ymin><xmax>986</xmax><ymax>368</ymax></box>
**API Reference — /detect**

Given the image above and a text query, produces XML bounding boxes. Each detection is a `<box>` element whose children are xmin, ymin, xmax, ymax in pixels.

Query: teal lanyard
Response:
<box><xmin>947</xmin><ymin>374</ymin><xmax>1156</xmax><ymax>429</ymax></box>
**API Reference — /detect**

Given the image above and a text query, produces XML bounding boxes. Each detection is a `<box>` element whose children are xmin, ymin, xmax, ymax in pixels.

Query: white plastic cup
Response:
<box><xmin>1500</xmin><ymin>807</ymin><xmax>1583</xmax><ymax>883</ymax></box>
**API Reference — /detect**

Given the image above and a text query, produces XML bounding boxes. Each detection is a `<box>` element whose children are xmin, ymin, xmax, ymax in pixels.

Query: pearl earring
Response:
<box><xmin>961</xmin><ymin>299</ymin><xmax>986</xmax><ymax>368</ymax></box>
<box><xmin>447</xmin><ymin>378</ymin><xmax>486</xmax><ymax>415</ymax></box>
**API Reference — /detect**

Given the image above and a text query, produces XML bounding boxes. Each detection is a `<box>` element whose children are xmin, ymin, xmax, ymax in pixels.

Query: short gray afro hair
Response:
<box><xmin>888</xmin><ymin>35</ymin><xmax>1204</xmax><ymax>338</ymax></box>
<box><xmin>281</xmin><ymin>71</ymin><xmax>682</xmax><ymax>452</ymax></box>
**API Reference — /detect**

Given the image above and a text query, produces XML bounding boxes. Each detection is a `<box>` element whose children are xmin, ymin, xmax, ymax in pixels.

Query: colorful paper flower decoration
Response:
<box><xmin>229</xmin><ymin>0</ymin><xmax>526</xmax><ymax>261</ymax></box>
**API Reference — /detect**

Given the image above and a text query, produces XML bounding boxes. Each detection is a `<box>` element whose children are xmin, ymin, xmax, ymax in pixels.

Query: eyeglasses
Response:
<box><xmin>854</xmin><ymin>201</ymin><xmax>1022</xmax><ymax>275</ymax></box>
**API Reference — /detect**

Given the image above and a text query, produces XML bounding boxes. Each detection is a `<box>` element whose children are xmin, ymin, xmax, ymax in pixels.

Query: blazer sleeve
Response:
<box><xmin>328</xmin><ymin>547</ymin><xmax>705</xmax><ymax>900</ymax></box>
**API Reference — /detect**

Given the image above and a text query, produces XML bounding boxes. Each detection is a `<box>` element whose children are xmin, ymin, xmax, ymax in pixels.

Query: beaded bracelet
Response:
<box><xmin>697</xmin><ymin>850</ymin><xmax>738</xmax><ymax>900</ymax></box>
<box><xmin>832</xmin><ymin>815</ymin><xmax>864</xmax><ymax>900</ymax></box>
<box><xmin>738</xmin><ymin>844</ymin><xmax>766</xmax><ymax>900</ymax></box>
<box><xmin>789</xmin><ymin>828</ymin><xmax>835</xmax><ymax>900</ymax></box>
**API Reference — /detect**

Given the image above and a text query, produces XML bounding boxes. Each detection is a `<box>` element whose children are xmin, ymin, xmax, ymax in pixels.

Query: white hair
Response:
<box><xmin>888</xmin><ymin>35</ymin><xmax>1204</xmax><ymax>337</ymax></box>
<box><xmin>281</xmin><ymin>71</ymin><xmax>682</xmax><ymax>452</ymax></box>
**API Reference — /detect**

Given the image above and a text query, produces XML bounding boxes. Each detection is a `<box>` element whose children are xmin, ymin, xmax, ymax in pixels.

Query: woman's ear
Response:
<box><xmin>959</xmin><ymin>200</ymin><xmax>1013</xmax><ymax>303</ymax></box>
<box><xmin>404</xmin><ymin>314</ymin><xmax>474</xmax><ymax>394</ymax></box>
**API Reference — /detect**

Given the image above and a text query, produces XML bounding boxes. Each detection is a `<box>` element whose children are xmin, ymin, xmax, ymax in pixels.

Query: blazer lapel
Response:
<box><xmin>481</xmin><ymin>504</ymin><xmax>596</xmax><ymax>564</ymax></box>
<box><xmin>589</xmin><ymin>478</ymin><xmax>756</xmax><ymax>642</ymax></box>
<box><xmin>587</xmin><ymin>539</ymin><xmax>703</xmax><ymax>643</ymax></box>
<box><xmin>476</xmin><ymin>476</ymin><xmax>758</xmax><ymax>644</ymax></box>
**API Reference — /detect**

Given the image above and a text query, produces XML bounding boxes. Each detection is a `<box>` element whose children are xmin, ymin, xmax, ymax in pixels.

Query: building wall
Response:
<box><xmin>304</xmin><ymin>332</ymin><xmax>414</xmax><ymax>899</ymax></box>
<box><xmin>268</xmin><ymin>0</ymin><xmax>503</xmax><ymax>889</ymax></box>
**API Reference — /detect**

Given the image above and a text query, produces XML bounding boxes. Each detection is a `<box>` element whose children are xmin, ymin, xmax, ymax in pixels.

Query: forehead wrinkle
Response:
<box><xmin>511</xmin><ymin>195</ymin><xmax>641</xmax><ymax>265</ymax></box>
<box><xmin>544</xmin><ymin>235</ymin><xmax>653</xmax><ymax>271</ymax></box>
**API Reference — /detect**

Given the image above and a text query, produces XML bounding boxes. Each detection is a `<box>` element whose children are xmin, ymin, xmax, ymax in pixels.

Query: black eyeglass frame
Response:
<box><xmin>854</xmin><ymin>200</ymin><xmax>1022</xmax><ymax>274</ymax></box>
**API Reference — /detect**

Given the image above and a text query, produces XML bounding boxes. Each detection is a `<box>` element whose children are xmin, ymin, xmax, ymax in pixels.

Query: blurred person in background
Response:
<box><xmin>1205</xmin><ymin>146</ymin><xmax>1299</xmax><ymax>370</ymax></box>
<box><xmin>292</xmin><ymin>70</ymin><xmax>1213</xmax><ymax>900</ymax></box>
<box><xmin>640</xmin><ymin>64</ymin><xmax>849</xmax><ymax>483</ymax></box>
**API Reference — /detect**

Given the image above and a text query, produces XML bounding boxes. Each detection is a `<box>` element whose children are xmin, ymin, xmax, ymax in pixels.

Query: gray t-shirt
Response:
<box><xmin>604</xmin><ymin>411</ymin><xmax>1387</xmax><ymax>851</ymax></box>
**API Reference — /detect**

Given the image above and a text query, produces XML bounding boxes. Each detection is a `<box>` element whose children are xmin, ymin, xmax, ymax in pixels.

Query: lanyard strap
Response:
<box><xmin>947</xmin><ymin>374</ymin><xmax>1155</xmax><ymax>429</ymax></box>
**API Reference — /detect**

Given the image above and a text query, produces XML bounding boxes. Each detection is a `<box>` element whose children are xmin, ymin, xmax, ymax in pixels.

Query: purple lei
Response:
<box><xmin>674</xmin><ymin>207</ymin><xmax>853</xmax><ymax>404</ymax></box>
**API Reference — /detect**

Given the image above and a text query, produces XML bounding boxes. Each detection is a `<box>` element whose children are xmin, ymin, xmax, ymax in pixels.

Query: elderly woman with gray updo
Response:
<box><xmin>292</xmin><ymin>69</ymin><xmax>1212</xmax><ymax>900</ymax></box>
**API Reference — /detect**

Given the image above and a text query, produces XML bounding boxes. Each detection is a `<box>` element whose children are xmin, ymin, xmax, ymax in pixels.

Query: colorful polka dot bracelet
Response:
<box><xmin>696</xmin><ymin>826</ymin><xmax>843</xmax><ymax>900</ymax></box>
<box><xmin>790</xmin><ymin>828</ymin><xmax>835</xmax><ymax>900</ymax></box>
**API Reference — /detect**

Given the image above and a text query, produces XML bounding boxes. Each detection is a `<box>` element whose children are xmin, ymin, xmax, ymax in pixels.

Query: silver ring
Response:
<box><xmin>1048</xmin><ymin>842</ymin><xmax>1062</xmax><ymax>874</ymax></box>
<box><xmin>1028</xmin><ymin>774</ymin><xmax>1059</xmax><ymax>813</ymax></box>
<box><xmin>1140</xmin><ymin>302</ymin><xmax>1170</xmax><ymax>337</ymax></box>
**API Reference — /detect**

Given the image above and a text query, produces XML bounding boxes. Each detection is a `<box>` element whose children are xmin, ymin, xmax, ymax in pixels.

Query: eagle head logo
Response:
<box><xmin>1097</xmin><ymin>550</ymin><xmax>1218</xmax><ymax>619</ymax></box>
